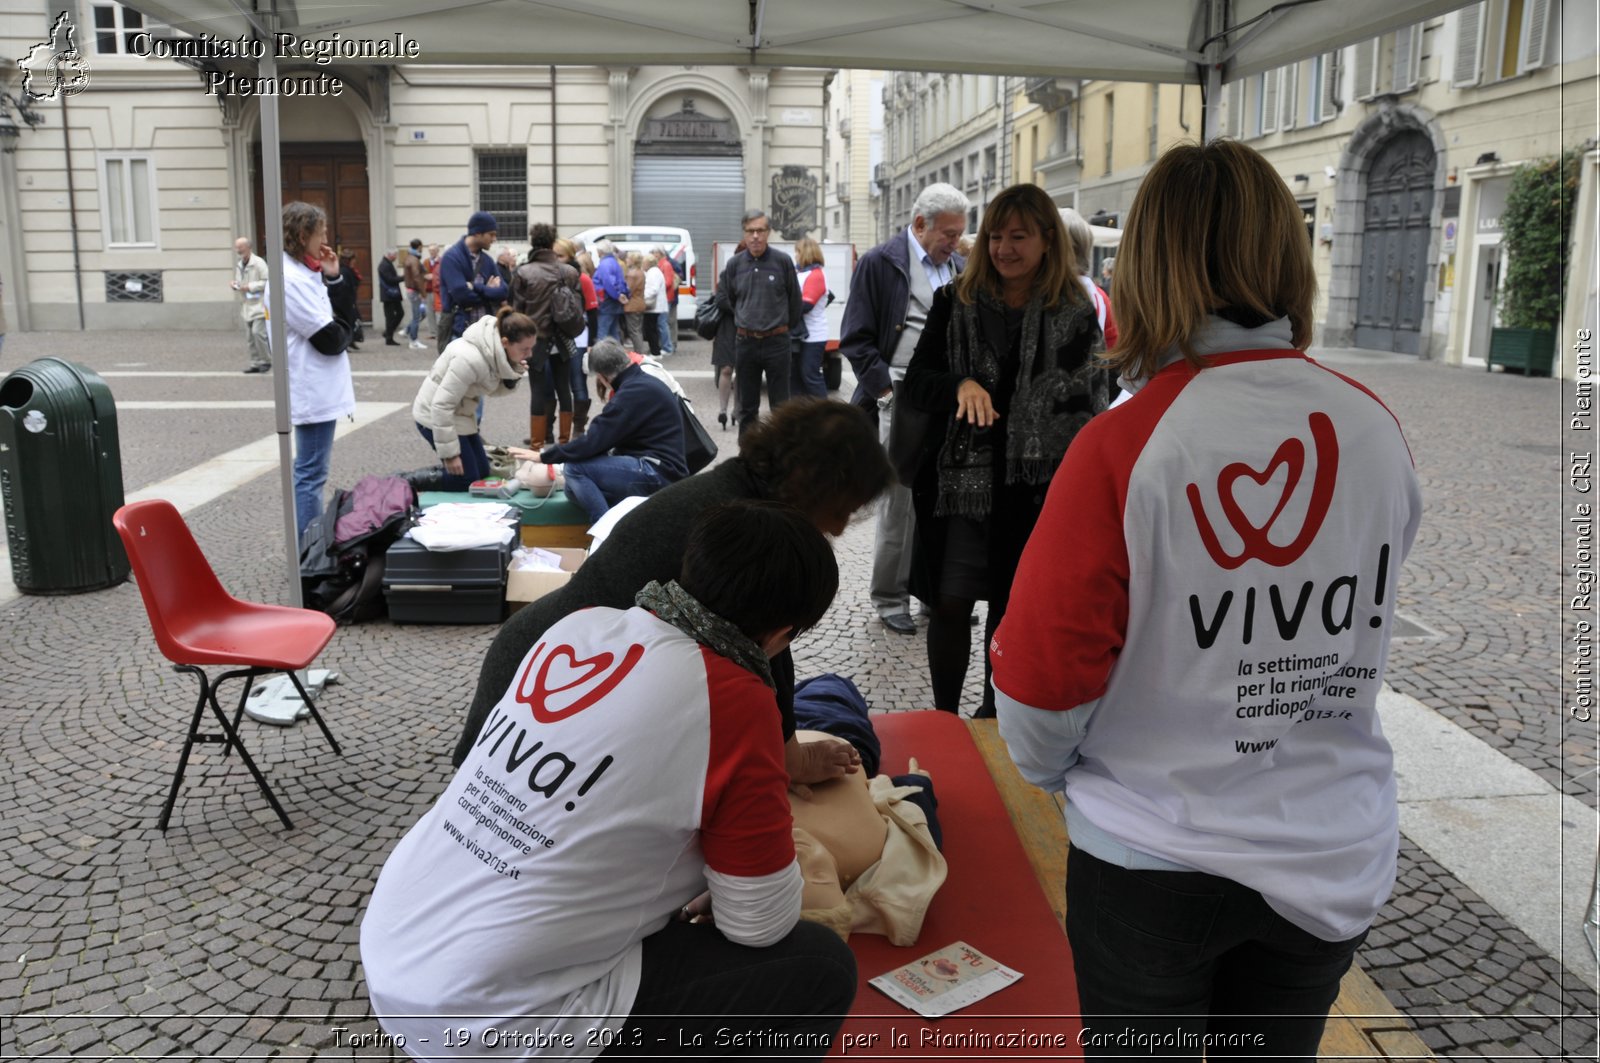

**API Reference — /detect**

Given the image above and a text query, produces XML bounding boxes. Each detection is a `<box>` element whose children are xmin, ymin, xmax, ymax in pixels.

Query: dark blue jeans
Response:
<box><xmin>1066</xmin><ymin>845</ymin><xmax>1366</xmax><ymax>1060</ymax></box>
<box><xmin>601</xmin><ymin>918</ymin><xmax>855</xmax><ymax>1059</ymax></box>
<box><xmin>415</xmin><ymin>422</ymin><xmax>491</xmax><ymax>492</ymax></box>
<box><xmin>597</xmin><ymin>301</ymin><xmax>626</xmax><ymax>344</ymax></box>
<box><xmin>562</xmin><ymin>454</ymin><xmax>668</xmax><ymax>522</ymax></box>
<box><xmin>791</xmin><ymin>340</ymin><xmax>827</xmax><ymax>398</ymax></box>
<box><xmin>734</xmin><ymin>333</ymin><xmax>792</xmax><ymax>437</ymax></box>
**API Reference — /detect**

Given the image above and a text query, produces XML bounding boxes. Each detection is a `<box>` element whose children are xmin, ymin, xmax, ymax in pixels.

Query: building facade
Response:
<box><xmin>879</xmin><ymin>71</ymin><xmax>1010</xmax><ymax>239</ymax></box>
<box><xmin>1222</xmin><ymin>0</ymin><xmax>1596</xmax><ymax>374</ymax></box>
<box><xmin>0</xmin><ymin>0</ymin><xmax>828</xmax><ymax>331</ymax></box>
<box><xmin>821</xmin><ymin>68</ymin><xmax>884</xmax><ymax>249</ymax></box>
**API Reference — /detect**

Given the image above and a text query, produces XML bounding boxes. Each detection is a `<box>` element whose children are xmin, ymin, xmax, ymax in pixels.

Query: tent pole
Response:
<box><xmin>257</xmin><ymin>5</ymin><xmax>300</xmax><ymax>608</ymax></box>
<box><xmin>1201</xmin><ymin>0</ymin><xmax>1228</xmax><ymax>143</ymax></box>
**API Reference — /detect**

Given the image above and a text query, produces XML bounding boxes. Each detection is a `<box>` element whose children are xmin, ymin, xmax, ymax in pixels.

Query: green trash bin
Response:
<box><xmin>0</xmin><ymin>357</ymin><xmax>130</xmax><ymax>594</ymax></box>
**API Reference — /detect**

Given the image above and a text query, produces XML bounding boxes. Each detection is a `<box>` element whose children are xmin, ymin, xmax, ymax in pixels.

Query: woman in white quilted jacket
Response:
<box><xmin>408</xmin><ymin>306</ymin><xmax>537</xmax><ymax>491</ymax></box>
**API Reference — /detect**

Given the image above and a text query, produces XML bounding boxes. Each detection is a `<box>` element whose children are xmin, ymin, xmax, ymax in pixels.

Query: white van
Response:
<box><xmin>568</xmin><ymin>225</ymin><xmax>698</xmax><ymax>329</ymax></box>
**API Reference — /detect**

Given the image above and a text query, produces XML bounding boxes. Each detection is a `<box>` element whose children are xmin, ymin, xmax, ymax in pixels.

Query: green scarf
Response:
<box><xmin>635</xmin><ymin>580</ymin><xmax>774</xmax><ymax>688</ymax></box>
<box><xmin>935</xmin><ymin>288</ymin><xmax>1101</xmax><ymax>519</ymax></box>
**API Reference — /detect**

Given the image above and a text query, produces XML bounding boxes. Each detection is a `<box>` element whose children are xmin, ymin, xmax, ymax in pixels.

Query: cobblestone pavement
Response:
<box><xmin>0</xmin><ymin>329</ymin><xmax>1594</xmax><ymax>1059</ymax></box>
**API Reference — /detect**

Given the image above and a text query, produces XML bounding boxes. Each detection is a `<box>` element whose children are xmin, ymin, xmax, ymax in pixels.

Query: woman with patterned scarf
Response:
<box><xmin>902</xmin><ymin>183</ymin><xmax>1113</xmax><ymax>717</ymax></box>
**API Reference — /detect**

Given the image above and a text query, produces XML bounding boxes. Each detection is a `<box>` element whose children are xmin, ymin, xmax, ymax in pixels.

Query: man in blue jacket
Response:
<box><xmin>516</xmin><ymin>338</ymin><xmax>687</xmax><ymax>521</ymax></box>
<box><xmin>838</xmin><ymin>183</ymin><xmax>968</xmax><ymax>636</ymax></box>
<box><xmin>438</xmin><ymin>211</ymin><xmax>506</xmax><ymax>350</ymax></box>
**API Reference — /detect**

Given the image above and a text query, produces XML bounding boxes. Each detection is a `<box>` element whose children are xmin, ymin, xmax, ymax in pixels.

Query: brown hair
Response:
<box><xmin>740</xmin><ymin>398</ymin><xmax>892</xmax><ymax>524</ymax></box>
<box><xmin>954</xmin><ymin>183</ymin><xmax>1085</xmax><ymax>311</ymax></box>
<box><xmin>794</xmin><ymin>236</ymin><xmax>824</xmax><ymax>268</ymax></box>
<box><xmin>1110</xmin><ymin>139</ymin><xmax>1316</xmax><ymax>379</ymax></box>
<box><xmin>282</xmin><ymin>201</ymin><xmax>326</xmax><ymax>260</ymax></box>
<box><xmin>495</xmin><ymin>305</ymin><xmax>538</xmax><ymax>345</ymax></box>
<box><xmin>528</xmin><ymin>223</ymin><xmax>558</xmax><ymax>251</ymax></box>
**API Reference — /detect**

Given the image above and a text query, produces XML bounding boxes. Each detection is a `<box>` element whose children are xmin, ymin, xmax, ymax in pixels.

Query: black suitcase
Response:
<box><xmin>382</xmin><ymin>537</ymin><xmax>511</xmax><ymax>624</ymax></box>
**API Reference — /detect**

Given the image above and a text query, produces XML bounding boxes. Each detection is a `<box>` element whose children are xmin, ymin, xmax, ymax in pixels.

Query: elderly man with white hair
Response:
<box><xmin>838</xmin><ymin>182</ymin><xmax>970</xmax><ymax>636</ymax></box>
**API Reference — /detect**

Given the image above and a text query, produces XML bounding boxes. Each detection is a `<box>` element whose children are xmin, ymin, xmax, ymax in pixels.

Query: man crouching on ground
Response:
<box><xmin>361</xmin><ymin>500</ymin><xmax>856</xmax><ymax>1060</ymax></box>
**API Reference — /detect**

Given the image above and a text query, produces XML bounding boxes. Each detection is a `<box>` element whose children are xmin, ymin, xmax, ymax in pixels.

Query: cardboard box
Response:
<box><xmin>506</xmin><ymin>547</ymin><xmax>587</xmax><ymax>609</ymax></box>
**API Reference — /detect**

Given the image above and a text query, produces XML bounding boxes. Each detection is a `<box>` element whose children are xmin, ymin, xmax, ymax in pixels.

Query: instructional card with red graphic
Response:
<box><xmin>868</xmin><ymin>941</ymin><xmax>1022</xmax><ymax>1018</ymax></box>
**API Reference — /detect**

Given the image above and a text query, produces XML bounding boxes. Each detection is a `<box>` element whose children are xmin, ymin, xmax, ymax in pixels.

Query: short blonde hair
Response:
<box><xmin>794</xmin><ymin>237</ymin><xmax>824</xmax><ymax>268</ymax></box>
<box><xmin>954</xmin><ymin>183</ymin><xmax>1085</xmax><ymax>311</ymax></box>
<box><xmin>553</xmin><ymin>237</ymin><xmax>578</xmax><ymax>261</ymax></box>
<box><xmin>1110</xmin><ymin>140</ymin><xmax>1316</xmax><ymax>379</ymax></box>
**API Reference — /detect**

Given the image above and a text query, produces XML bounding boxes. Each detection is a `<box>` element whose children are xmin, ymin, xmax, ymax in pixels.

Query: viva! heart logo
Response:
<box><xmin>1186</xmin><ymin>412</ymin><xmax>1339</xmax><ymax>570</ymax></box>
<box><xmin>515</xmin><ymin>641</ymin><xmax>645</xmax><ymax>723</ymax></box>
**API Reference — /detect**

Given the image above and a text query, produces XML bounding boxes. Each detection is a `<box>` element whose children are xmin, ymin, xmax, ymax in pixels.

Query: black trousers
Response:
<box><xmin>1066</xmin><ymin>846</ymin><xmax>1366</xmax><ymax>1060</ymax></box>
<box><xmin>381</xmin><ymin>297</ymin><xmax>403</xmax><ymax>341</ymax></box>
<box><xmin>733</xmin><ymin>333</ymin><xmax>792</xmax><ymax>438</ymax></box>
<box><xmin>601</xmin><ymin>918</ymin><xmax>855</xmax><ymax>1059</ymax></box>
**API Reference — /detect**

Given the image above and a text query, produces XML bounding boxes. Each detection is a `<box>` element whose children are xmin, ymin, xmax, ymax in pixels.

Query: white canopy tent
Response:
<box><xmin>118</xmin><ymin>0</ymin><xmax>1474</xmax><ymax>602</ymax></box>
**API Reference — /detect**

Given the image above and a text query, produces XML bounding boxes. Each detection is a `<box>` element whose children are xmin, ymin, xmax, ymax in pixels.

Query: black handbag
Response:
<box><xmin>694</xmin><ymin>294</ymin><xmax>722</xmax><ymax>340</ymax></box>
<box><xmin>679</xmin><ymin>395</ymin><xmax>718</xmax><ymax>474</ymax></box>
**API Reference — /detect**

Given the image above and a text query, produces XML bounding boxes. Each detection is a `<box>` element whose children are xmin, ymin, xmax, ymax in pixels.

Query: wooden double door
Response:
<box><xmin>252</xmin><ymin>142</ymin><xmax>371</xmax><ymax>321</ymax></box>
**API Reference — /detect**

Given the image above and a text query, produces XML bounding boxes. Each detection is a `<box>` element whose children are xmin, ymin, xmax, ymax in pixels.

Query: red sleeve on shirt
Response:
<box><xmin>801</xmin><ymin>267</ymin><xmax>827</xmax><ymax>307</ymax></box>
<box><xmin>1101</xmin><ymin>293</ymin><xmax>1119</xmax><ymax>349</ymax></box>
<box><xmin>579</xmin><ymin>273</ymin><xmax>598</xmax><ymax>311</ymax></box>
<box><xmin>698</xmin><ymin>647</ymin><xmax>795</xmax><ymax>878</ymax></box>
<box><xmin>990</xmin><ymin>367</ymin><xmax>1188</xmax><ymax>711</ymax></box>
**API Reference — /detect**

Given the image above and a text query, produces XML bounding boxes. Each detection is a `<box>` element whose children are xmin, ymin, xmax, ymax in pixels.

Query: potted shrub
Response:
<box><xmin>1490</xmin><ymin>150</ymin><xmax>1580</xmax><ymax>375</ymax></box>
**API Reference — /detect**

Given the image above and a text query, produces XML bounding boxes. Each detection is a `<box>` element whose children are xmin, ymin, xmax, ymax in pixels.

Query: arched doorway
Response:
<box><xmin>1353</xmin><ymin>131</ymin><xmax>1435</xmax><ymax>354</ymax></box>
<box><xmin>632</xmin><ymin>97</ymin><xmax>744</xmax><ymax>274</ymax></box>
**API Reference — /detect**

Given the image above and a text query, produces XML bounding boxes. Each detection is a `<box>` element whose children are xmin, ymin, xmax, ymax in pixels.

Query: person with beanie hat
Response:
<box><xmin>437</xmin><ymin>211</ymin><xmax>506</xmax><ymax>351</ymax></box>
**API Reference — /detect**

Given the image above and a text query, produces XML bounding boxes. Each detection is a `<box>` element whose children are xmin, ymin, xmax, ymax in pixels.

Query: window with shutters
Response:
<box><xmin>1260</xmin><ymin>70</ymin><xmax>1279</xmax><ymax>135</ymax></box>
<box><xmin>1453</xmin><ymin>2</ymin><xmax>1485</xmax><ymax>85</ymax></box>
<box><xmin>1227</xmin><ymin>80</ymin><xmax>1246</xmax><ymax>140</ymax></box>
<box><xmin>1491</xmin><ymin>0</ymin><xmax>1554</xmax><ymax>80</ymax></box>
<box><xmin>1279</xmin><ymin>64</ymin><xmax>1297</xmax><ymax>132</ymax></box>
<box><xmin>1307</xmin><ymin>56</ymin><xmax>1326</xmax><ymax>124</ymax></box>
<box><xmin>1353</xmin><ymin>37</ymin><xmax>1380</xmax><ymax>99</ymax></box>
<box><xmin>1320</xmin><ymin>51</ymin><xmax>1341</xmax><ymax>119</ymax></box>
<box><xmin>1391</xmin><ymin>23</ymin><xmax>1423</xmax><ymax>92</ymax></box>
<box><xmin>1353</xmin><ymin>25</ymin><xmax>1422</xmax><ymax>98</ymax></box>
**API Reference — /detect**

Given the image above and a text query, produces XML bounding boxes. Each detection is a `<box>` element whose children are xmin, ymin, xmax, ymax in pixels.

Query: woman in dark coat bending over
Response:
<box><xmin>903</xmin><ymin>183</ymin><xmax>1113</xmax><ymax>717</ymax></box>
<box><xmin>452</xmin><ymin>398</ymin><xmax>894</xmax><ymax>786</ymax></box>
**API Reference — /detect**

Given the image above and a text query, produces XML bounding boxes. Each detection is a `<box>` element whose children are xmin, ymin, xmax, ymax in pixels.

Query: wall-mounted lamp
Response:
<box><xmin>0</xmin><ymin>91</ymin><xmax>46</xmax><ymax>154</ymax></box>
<box><xmin>1475</xmin><ymin>151</ymin><xmax>1500</xmax><ymax>165</ymax></box>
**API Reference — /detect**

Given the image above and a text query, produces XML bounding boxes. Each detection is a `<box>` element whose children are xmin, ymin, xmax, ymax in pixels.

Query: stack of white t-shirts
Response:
<box><xmin>408</xmin><ymin>502</ymin><xmax>517</xmax><ymax>551</ymax></box>
<box><xmin>508</xmin><ymin>546</ymin><xmax>567</xmax><ymax>572</ymax></box>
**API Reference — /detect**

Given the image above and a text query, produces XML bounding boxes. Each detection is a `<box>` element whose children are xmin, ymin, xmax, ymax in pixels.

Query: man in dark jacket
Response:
<box><xmin>722</xmin><ymin>209</ymin><xmax>805</xmax><ymax>438</ymax></box>
<box><xmin>377</xmin><ymin>249</ymin><xmax>404</xmax><ymax>346</ymax></box>
<box><xmin>438</xmin><ymin>210</ymin><xmax>506</xmax><ymax>350</ymax></box>
<box><xmin>837</xmin><ymin>183</ymin><xmax>968</xmax><ymax>635</ymax></box>
<box><xmin>517</xmin><ymin>338</ymin><xmax>686</xmax><ymax>522</ymax></box>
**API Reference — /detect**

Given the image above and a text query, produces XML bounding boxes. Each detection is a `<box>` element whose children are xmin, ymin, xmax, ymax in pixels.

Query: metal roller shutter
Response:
<box><xmin>633</xmin><ymin>155</ymin><xmax>745</xmax><ymax>292</ymax></box>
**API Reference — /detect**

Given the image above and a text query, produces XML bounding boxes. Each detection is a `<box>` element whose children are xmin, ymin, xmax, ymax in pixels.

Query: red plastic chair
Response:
<box><xmin>113</xmin><ymin>499</ymin><xmax>341</xmax><ymax>830</ymax></box>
